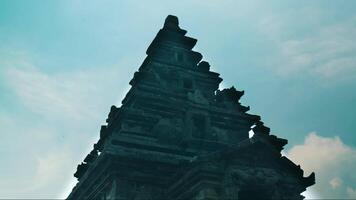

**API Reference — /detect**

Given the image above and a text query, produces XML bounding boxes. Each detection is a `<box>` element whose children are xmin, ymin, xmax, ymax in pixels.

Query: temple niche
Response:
<box><xmin>67</xmin><ymin>15</ymin><xmax>315</xmax><ymax>200</ymax></box>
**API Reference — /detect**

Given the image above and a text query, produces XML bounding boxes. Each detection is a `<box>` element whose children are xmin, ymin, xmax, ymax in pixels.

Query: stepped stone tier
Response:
<box><xmin>67</xmin><ymin>15</ymin><xmax>315</xmax><ymax>200</ymax></box>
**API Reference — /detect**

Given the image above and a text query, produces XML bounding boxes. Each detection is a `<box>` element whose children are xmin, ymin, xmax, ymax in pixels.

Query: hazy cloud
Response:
<box><xmin>258</xmin><ymin>10</ymin><xmax>356</xmax><ymax>83</ymax></box>
<box><xmin>0</xmin><ymin>49</ymin><xmax>134</xmax><ymax>198</ymax></box>
<box><xmin>3</xmin><ymin>61</ymin><xmax>131</xmax><ymax>123</ymax></box>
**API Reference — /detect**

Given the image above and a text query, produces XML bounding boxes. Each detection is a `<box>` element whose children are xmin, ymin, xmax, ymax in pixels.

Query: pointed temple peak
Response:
<box><xmin>146</xmin><ymin>15</ymin><xmax>196</xmax><ymax>55</ymax></box>
<box><xmin>164</xmin><ymin>15</ymin><xmax>179</xmax><ymax>28</ymax></box>
<box><xmin>67</xmin><ymin>16</ymin><xmax>315</xmax><ymax>200</ymax></box>
<box><xmin>163</xmin><ymin>15</ymin><xmax>187</xmax><ymax>35</ymax></box>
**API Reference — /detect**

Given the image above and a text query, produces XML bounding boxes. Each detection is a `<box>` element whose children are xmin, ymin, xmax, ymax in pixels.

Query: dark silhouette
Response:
<box><xmin>67</xmin><ymin>15</ymin><xmax>315</xmax><ymax>200</ymax></box>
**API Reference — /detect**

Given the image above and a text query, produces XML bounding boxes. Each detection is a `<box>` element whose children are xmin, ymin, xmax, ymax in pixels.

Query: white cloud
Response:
<box><xmin>286</xmin><ymin>132</ymin><xmax>353</xmax><ymax>174</ymax></box>
<box><xmin>285</xmin><ymin>132</ymin><xmax>356</xmax><ymax>198</ymax></box>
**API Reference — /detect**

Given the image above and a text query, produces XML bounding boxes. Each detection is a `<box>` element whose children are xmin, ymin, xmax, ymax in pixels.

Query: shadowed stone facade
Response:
<box><xmin>67</xmin><ymin>15</ymin><xmax>315</xmax><ymax>200</ymax></box>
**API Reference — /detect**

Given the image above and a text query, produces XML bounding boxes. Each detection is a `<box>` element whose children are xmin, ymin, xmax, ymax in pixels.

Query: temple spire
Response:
<box><xmin>68</xmin><ymin>15</ymin><xmax>315</xmax><ymax>200</ymax></box>
<box><xmin>163</xmin><ymin>15</ymin><xmax>187</xmax><ymax>34</ymax></box>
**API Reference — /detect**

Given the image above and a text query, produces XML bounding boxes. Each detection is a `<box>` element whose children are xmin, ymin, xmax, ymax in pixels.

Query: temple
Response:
<box><xmin>67</xmin><ymin>15</ymin><xmax>315</xmax><ymax>200</ymax></box>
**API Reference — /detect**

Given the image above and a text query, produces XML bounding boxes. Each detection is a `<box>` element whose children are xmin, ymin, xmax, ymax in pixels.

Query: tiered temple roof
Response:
<box><xmin>68</xmin><ymin>15</ymin><xmax>315</xmax><ymax>200</ymax></box>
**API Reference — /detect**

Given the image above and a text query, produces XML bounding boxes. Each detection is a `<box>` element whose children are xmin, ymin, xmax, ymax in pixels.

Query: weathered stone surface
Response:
<box><xmin>67</xmin><ymin>15</ymin><xmax>315</xmax><ymax>200</ymax></box>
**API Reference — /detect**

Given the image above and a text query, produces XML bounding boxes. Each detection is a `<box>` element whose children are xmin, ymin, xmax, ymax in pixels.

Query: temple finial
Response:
<box><xmin>164</xmin><ymin>15</ymin><xmax>179</xmax><ymax>28</ymax></box>
<box><xmin>163</xmin><ymin>15</ymin><xmax>187</xmax><ymax>34</ymax></box>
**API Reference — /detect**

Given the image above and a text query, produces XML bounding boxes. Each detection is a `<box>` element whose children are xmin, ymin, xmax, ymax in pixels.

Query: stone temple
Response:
<box><xmin>67</xmin><ymin>15</ymin><xmax>315</xmax><ymax>200</ymax></box>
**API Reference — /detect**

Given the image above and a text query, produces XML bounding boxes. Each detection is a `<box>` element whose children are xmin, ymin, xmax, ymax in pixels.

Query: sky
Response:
<box><xmin>0</xmin><ymin>0</ymin><xmax>355</xmax><ymax>199</ymax></box>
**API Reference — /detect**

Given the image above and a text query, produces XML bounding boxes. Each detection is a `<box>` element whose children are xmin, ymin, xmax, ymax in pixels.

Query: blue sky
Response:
<box><xmin>0</xmin><ymin>0</ymin><xmax>355</xmax><ymax>198</ymax></box>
